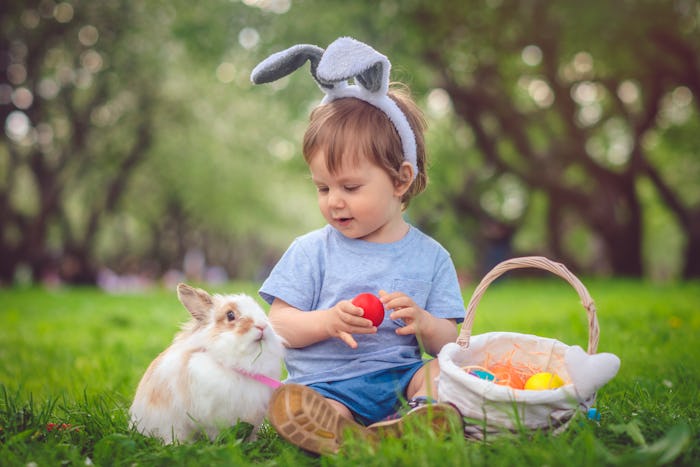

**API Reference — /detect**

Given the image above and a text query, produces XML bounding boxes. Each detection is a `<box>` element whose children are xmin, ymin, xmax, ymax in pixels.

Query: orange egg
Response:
<box><xmin>488</xmin><ymin>363</ymin><xmax>526</xmax><ymax>389</ymax></box>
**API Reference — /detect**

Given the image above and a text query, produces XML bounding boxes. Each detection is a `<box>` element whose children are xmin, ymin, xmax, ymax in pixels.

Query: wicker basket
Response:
<box><xmin>437</xmin><ymin>256</ymin><xmax>620</xmax><ymax>439</ymax></box>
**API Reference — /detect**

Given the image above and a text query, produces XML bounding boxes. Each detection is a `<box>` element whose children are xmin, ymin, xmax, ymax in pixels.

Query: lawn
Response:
<box><xmin>1</xmin><ymin>276</ymin><xmax>698</xmax><ymax>466</ymax></box>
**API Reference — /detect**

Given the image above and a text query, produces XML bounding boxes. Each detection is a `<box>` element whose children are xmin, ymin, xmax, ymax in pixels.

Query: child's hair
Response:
<box><xmin>302</xmin><ymin>83</ymin><xmax>427</xmax><ymax>208</ymax></box>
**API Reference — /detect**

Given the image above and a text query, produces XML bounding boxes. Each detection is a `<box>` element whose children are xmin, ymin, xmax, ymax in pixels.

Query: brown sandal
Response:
<box><xmin>267</xmin><ymin>384</ymin><xmax>364</xmax><ymax>454</ymax></box>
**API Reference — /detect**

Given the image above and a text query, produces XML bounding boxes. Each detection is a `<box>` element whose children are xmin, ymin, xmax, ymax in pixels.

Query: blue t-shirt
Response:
<box><xmin>259</xmin><ymin>224</ymin><xmax>465</xmax><ymax>385</ymax></box>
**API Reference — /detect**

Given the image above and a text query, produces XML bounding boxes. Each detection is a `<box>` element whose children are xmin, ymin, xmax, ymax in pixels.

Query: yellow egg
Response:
<box><xmin>524</xmin><ymin>372</ymin><xmax>565</xmax><ymax>390</ymax></box>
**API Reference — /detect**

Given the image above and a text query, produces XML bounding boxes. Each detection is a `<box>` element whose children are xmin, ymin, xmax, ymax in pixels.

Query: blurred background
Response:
<box><xmin>1</xmin><ymin>0</ymin><xmax>698</xmax><ymax>290</ymax></box>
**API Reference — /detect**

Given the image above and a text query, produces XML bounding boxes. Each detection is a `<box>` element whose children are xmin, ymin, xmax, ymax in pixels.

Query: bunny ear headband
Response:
<box><xmin>250</xmin><ymin>37</ymin><xmax>418</xmax><ymax>179</ymax></box>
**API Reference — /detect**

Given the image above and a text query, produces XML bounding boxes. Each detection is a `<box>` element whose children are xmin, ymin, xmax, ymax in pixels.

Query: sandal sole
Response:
<box><xmin>268</xmin><ymin>383</ymin><xmax>361</xmax><ymax>454</ymax></box>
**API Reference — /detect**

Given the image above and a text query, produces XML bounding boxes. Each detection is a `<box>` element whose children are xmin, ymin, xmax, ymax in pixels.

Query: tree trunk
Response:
<box><xmin>682</xmin><ymin>215</ymin><xmax>700</xmax><ymax>278</ymax></box>
<box><xmin>586</xmin><ymin>177</ymin><xmax>644</xmax><ymax>276</ymax></box>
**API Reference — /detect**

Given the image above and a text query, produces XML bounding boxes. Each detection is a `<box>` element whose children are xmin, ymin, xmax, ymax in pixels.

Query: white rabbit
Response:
<box><xmin>129</xmin><ymin>283</ymin><xmax>285</xmax><ymax>444</ymax></box>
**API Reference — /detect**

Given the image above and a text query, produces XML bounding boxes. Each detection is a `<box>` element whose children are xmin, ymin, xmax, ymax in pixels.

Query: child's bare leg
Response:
<box><xmin>406</xmin><ymin>359</ymin><xmax>440</xmax><ymax>400</ymax></box>
<box><xmin>366</xmin><ymin>360</ymin><xmax>461</xmax><ymax>436</ymax></box>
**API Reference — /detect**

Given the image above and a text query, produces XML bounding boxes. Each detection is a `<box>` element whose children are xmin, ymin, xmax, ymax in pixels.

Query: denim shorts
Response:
<box><xmin>308</xmin><ymin>360</ymin><xmax>428</xmax><ymax>425</ymax></box>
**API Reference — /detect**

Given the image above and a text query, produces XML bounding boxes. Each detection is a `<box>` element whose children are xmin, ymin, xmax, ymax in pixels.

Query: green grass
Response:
<box><xmin>1</xmin><ymin>278</ymin><xmax>698</xmax><ymax>466</ymax></box>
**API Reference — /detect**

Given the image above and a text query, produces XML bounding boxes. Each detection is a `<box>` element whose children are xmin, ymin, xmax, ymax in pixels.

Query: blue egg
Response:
<box><xmin>470</xmin><ymin>369</ymin><xmax>495</xmax><ymax>381</ymax></box>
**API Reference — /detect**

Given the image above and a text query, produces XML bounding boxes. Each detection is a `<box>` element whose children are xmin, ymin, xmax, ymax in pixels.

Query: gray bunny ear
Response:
<box><xmin>250</xmin><ymin>44</ymin><xmax>325</xmax><ymax>85</ymax></box>
<box><xmin>355</xmin><ymin>62</ymin><xmax>384</xmax><ymax>93</ymax></box>
<box><xmin>316</xmin><ymin>37</ymin><xmax>390</xmax><ymax>94</ymax></box>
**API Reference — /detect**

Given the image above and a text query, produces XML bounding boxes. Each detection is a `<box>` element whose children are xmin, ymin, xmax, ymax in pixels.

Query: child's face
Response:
<box><xmin>309</xmin><ymin>151</ymin><xmax>410</xmax><ymax>243</ymax></box>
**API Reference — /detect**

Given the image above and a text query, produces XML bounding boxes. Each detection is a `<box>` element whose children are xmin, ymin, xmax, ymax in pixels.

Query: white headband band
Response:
<box><xmin>250</xmin><ymin>37</ymin><xmax>418</xmax><ymax>180</ymax></box>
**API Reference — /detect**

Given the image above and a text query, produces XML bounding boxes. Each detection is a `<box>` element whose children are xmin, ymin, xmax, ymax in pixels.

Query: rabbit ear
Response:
<box><xmin>177</xmin><ymin>283</ymin><xmax>212</xmax><ymax>323</ymax></box>
<box><xmin>250</xmin><ymin>44</ymin><xmax>325</xmax><ymax>86</ymax></box>
<box><xmin>316</xmin><ymin>37</ymin><xmax>390</xmax><ymax>94</ymax></box>
<box><xmin>355</xmin><ymin>62</ymin><xmax>385</xmax><ymax>93</ymax></box>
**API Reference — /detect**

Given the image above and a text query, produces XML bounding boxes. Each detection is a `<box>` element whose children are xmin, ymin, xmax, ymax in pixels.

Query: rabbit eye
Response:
<box><xmin>226</xmin><ymin>311</ymin><xmax>236</xmax><ymax>321</ymax></box>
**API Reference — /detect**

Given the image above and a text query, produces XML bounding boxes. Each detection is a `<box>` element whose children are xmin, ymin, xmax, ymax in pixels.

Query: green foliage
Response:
<box><xmin>1</xmin><ymin>280</ymin><xmax>698</xmax><ymax>465</ymax></box>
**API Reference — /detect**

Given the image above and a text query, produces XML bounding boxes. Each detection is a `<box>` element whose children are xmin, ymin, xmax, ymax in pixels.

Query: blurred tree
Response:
<box><xmin>0</xmin><ymin>1</ymin><xmax>166</xmax><ymax>283</ymax></box>
<box><xmin>403</xmin><ymin>0</ymin><xmax>700</xmax><ymax>278</ymax></box>
<box><xmin>0</xmin><ymin>0</ymin><xmax>322</xmax><ymax>285</ymax></box>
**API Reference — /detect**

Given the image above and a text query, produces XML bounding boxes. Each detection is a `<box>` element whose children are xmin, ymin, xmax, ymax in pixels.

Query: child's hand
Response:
<box><xmin>324</xmin><ymin>300</ymin><xmax>377</xmax><ymax>348</ymax></box>
<box><xmin>379</xmin><ymin>290</ymin><xmax>431</xmax><ymax>337</ymax></box>
<box><xmin>379</xmin><ymin>290</ymin><xmax>458</xmax><ymax>355</ymax></box>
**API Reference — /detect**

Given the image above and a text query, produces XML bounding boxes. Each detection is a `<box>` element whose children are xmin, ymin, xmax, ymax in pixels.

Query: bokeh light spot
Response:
<box><xmin>79</xmin><ymin>25</ymin><xmax>100</xmax><ymax>46</ymax></box>
<box><xmin>12</xmin><ymin>87</ymin><xmax>34</xmax><ymax>109</ymax></box>
<box><xmin>81</xmin><ymin>49</ymin><xmax>103</xmax><ymax>73</ymax></box>
<box><xmin>38</xmin><ymin>78</ymin><xmax>60</xmax><ymax>100</ymax></box>
<box><xmin>238</xmin><ymin>27</ymin><xmax>260</xmax><ymax>50</ymax></box>
<box><xmin>521</xmin><ymin>45</ymin><xmax>542</xmax><ymax>66</ymax></box>
<box><xmin>426</xmin><ymin>88</ymin><xmax>452</xmax><ymax>118</ymax></box>
<box><xmin>528</xmin><ymin>79</ymin><xmax>554</xmax><ymax>108</ymax></box>
<box><xmin>573</xmin><ymin>51</ymin><xmax>593</xmax><ymax>74</ymax></box>
<box><xmin>54</xmin><ymin>2</ymin><xmax>74</xmax><ymax>23</ymax></box>
<box><xmin>216</xmin><ymin>62</ymin><xmax>236</xmax><ymax>83</ymax></box>
<box><xmin>21</xmin><ymin>10</ymin><xmax>41</xmax><ymax>29</ymax></box>
<box><xmin>617</xmin><ymin>80</ymin><xmax>639</xmax><ymax>104</ymax></box>
<box><xmin>242</xmin><ymin>0</ymin><xmax>291</xmax><ymax>14</ymax></box>
<box><xmin>6</xmin><ymin>111</ymin><xmax>31</xmax><ymax>142</ymax></box>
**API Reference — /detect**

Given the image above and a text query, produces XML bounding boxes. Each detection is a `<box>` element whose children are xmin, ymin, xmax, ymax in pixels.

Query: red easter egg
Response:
<box><xmin>352</xmin><ymin>293</ymin><xmax>384</xmax><ymax>327</ymax></box>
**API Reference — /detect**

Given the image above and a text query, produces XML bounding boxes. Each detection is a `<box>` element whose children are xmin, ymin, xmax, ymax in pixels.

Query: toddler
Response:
<box><xmin>252</xmin><ymin>37</ymin><xmax>465</xmax><ymax>454</ymax></box>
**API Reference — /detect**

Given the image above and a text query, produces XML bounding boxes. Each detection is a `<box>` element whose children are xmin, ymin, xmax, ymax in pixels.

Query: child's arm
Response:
<box><xmin>268</xmin><ymin>297</ymin><xmax>377</xmax><ymax>349</ymax></box>
<box><xmin>379</xmin><ymin>290</ymin><xmax>458</xmax><ymax>356</ymax></box>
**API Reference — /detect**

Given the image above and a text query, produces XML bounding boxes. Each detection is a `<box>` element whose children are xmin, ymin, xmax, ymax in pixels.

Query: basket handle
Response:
<box><xmin>457</xmin><ymin>256</ymin><xmax>599</xmax><ymax>354</ymax></box>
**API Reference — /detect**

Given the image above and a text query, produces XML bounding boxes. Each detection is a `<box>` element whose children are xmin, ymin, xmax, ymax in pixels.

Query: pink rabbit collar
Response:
<box><xmin>234</xmin><ymin>368</ymin><xmax>283</xmax><ymax>389</ymax></box>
